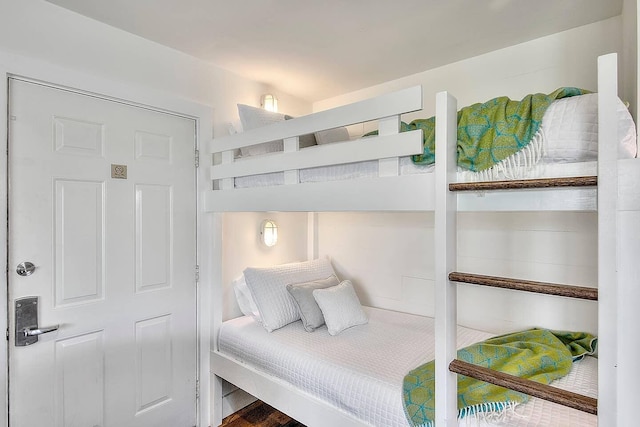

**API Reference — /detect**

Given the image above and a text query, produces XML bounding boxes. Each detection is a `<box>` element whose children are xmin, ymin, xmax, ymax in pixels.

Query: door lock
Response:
<box><xmin>15</xmin><ymin>297</ymin><xmax>59</xmax><ymax>347</ymax></box>
<box><xmin>16</xmin><ymin>262</ymin><xmax>36</xmax><ymax>277</ymax></box>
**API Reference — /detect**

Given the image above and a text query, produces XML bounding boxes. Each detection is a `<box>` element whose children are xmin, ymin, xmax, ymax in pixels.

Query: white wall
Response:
<box><xmin>0</xmin><ymin>1</ymin><xmax>311</xmax><ymax>136</ymax></box>
<box><xmin>222</xmin><ymin>212</ymin><xmax>309</xmax><ymax>320</ymax></box>
<box><xmin>315</xmin><ymin>17</ymin><xmax>624</xmax><ymax>136</ymax></box>
<box><xmin>317</xmin><ymin>212</ymin><xmax>435</xmax><ymax>316</ymax></box>
<box><xmin>311</xmin><ymin>19</ymin><xmax>620</xmax><ymax>335</ymax></box>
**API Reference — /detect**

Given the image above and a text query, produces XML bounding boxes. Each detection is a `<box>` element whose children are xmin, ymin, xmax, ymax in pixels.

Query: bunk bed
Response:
<box><xmin>206</xmin><ymin>53</ymin><xmax>639</xmax><ymax>426</ymax></box>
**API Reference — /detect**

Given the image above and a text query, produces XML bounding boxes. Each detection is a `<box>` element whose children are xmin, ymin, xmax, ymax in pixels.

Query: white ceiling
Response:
<box><xmin>46</xmin><ymin>0</ymin><xmax>622</xmax><ymax>102</ymax></box>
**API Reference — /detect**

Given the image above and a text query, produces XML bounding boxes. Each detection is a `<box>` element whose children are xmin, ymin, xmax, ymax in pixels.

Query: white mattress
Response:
<box><xmin>218</xmin><ymin>306</ymin><xmax>597</xmax><ymax>427</ymax></box>
<box><xmin>234</xmin><ymin>93</ymin><xmax>636</xmax><ymax>188</ymax></box>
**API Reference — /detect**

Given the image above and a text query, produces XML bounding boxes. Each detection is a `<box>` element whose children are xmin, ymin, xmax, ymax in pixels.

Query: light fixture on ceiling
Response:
<box><xmin>261</xmin><ymin>94</ymin><xmax>278</xmax><ymax>112</ymax></box>
<box><xmin>260</xmin><ymin>219</ymin><xmax>278</xmax><ymax>247</ymax></box>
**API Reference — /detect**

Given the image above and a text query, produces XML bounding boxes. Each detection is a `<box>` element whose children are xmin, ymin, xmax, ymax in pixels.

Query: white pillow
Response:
<box><xmin>286</xmin><ymin>275</ymin><xmax>340</xmax><ymax>332</ymax></box>
<box><xmin>238</xmin><ymin>103</ymin><xmax>285</xmax><ymax>130</ymax></box>
<box><xmin>237</xmin><ymin>104</ymin><xmax>286</xmax><ymax>157</ymax></box>
<box><xmin>243</xmin><ymin>258</ymin><xmax>337</xmax><ymax>332</ymax></box>
<box><xmin>237</xmin><ymin>104</ymin><xmax>318</xmax><ymax>156</ymax></box>
<box><xmin>315</xmin><ymin>127</ymin><xmax>350</xmax><ymax>145</ymax></box>
<box><xmin>232</xmin><ymin>275</ymin><xmax>261</xmax><ymax>324</ymax></box>
<box><xmin>542</xmin><ymin>93</ymin><xmax>637</xmax><ymax>163</ymax></box>
<box><xmin>313</xmin><ymin>280</ymin><xmax>368</xmax><ymax>336</ymax></box>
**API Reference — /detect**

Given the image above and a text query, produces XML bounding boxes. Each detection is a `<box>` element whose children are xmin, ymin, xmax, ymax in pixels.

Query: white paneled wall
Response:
<box><xmin>222</xmin><ymin>212</ymin><xmax>309</xmax><ymax>320</ymax></box>
<box><xmin>316</xmin><ymin>212</ymin><xmax>435</xmax><ymax>316</ymax></box>
<box><xmin>316</xmin><ymin>212</ymin><xmax>597</xmax><ymax>335</ymax></box>
<box><xmin>314</xmin><ymin>17</ymin><xmax>623</xmax><ymax>137</ymax></box>
<box><xmin>457</xmin><ymin>212</ymin><xmax>597</xmax><ymax>334</ymax></box>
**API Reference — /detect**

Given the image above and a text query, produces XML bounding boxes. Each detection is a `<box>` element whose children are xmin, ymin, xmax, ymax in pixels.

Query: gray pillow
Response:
<box><xmin>286</xmin><ymin>275</ymin><xmax>340</xmax><ymax>332</ymax></box>
<box><xmin>315</xmin><ymin>126</ymin><xmax>350</xmax><ymax>145</ymax></box>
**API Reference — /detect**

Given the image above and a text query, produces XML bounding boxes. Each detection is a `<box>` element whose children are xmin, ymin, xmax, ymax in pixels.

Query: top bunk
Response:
<box><xmin>204</xmin><ymin>53</ymin><xmax>639</xmax><ymax>213</ymax></box>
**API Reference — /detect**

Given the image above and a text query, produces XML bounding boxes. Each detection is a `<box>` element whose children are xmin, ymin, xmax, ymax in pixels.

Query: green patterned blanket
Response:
<box><xmin>369</xmin><ymin>87</ymin><xmax>588</xmax><ymax>172</ymax></box>
<box><xmin>402</xmin><ymin>328</ymin><xmax>597</xmax><ymax>427</ymax></box>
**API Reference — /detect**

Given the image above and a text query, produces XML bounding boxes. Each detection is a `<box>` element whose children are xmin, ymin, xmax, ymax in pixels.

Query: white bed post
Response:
<box><xmin>434</xmin><ymin>91</ymin><xmax>458</xmax><ymax>427</ymax></box>
<box><xmin>284</xmin><ymin>136</ymin><xmax>300</xmax><ymax>184</ymax></box>
<box><xmin>307</xmin><ymin>212</ymin><xmax>318</xmax><ymax>260</ymax></box>
<box><xmin>211</xmin><ymin>211</ymin><xmax>224</xmax><ymax>427</ymax></box>
<box><xmin>220</xmin><ymin>150</ymin><xmax>234</xmax><ymax>190</ymax></box>
<box><xmin>597</xmin><ymin>52</ymin><xmax>619</xmax><ymax>427</ymax></box>
<box><xmin>378</xmin><ymin>115</ymin><xmax>401</xmax><ymax>177</ymax></box>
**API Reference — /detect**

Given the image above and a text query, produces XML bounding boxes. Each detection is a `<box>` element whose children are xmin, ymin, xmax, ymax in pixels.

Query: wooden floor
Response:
<box><xmin>222</xmin><ymin>400</ymin><xmax>306</xmax><ymax>427</ymax></box>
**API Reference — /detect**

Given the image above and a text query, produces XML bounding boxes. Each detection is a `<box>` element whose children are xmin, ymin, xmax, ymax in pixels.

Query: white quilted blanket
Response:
<box><xmin>219</xmin><ymin>307</ymin><xmax>597</xmax><ymax>426</ymax></box>
<box><xmin>542</xmin><ymin>92</ymin><xmax>636</xmax><ymax>163</ymax></box>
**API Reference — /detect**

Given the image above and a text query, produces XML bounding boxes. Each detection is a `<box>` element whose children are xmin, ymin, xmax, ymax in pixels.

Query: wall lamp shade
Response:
<box><xmin>261</xmin><ymin>220</ymin><xmax>278</xmax><ymax>247</ymax></box>
<box><xmin>261</xmin><ymin>94</ymin><xmax>278</xmax><ymax>112</ymax></box>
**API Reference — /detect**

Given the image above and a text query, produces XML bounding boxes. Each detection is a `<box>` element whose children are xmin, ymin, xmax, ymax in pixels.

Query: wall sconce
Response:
<box><xmin>261</xmin><ymin>94</ymin><xmax>278</xmax><ymax>112</ymax></box>
<box><xmin>260</xmin><ymin>219</ymin><xmax>278</xmax><ymax>247</ymax></box>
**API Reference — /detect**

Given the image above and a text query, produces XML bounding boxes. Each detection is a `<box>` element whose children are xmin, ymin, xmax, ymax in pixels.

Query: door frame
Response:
<box><xmin>0</xmin><ymin>54</ymin><xmax>213</xmax><ymax>427</ymax></box>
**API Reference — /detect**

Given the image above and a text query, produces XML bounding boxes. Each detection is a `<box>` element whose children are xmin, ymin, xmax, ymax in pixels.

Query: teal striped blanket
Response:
<box><xmin>402</xmin><ymin>328</ymin><xmax>597</xmax><ymax>427</ymax></box>
<box><xmin>366</xmin><ymin>87</ymin><xmax>589</xmax><ymax>172</ymax></box>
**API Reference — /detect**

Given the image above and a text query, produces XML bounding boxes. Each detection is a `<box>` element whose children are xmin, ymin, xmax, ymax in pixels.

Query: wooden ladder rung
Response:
<box><xmin>449</xmin><ymin>359</ymin><xmax>597</xmax><ymax>415</ymax></box>
<box><xmin>449</xmin><ymin>272</ymin><xmax>598</xmax><ymax>301</ymax></box>
<box><xmin>449</xmin><ymin>176</ymin><xmax>597</xmax><ymax>192</ymax></box>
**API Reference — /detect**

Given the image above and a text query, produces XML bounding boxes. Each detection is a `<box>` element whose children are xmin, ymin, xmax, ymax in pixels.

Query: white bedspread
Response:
<box><xmin>218</xmin><ymin>306</ymin><xmax>597</xmax><ymax>427</ymax></box>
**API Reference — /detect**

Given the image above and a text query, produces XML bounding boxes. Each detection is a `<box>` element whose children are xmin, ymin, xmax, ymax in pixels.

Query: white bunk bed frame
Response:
<box><xmin>206</xmin><ymin>53</ymin><xmax>639</xmax><ymax>427</ymax></box>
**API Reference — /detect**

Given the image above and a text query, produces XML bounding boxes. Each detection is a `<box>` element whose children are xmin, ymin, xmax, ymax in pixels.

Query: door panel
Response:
<box><xmin>8</xmin><ymin>79</ymin><xmax>197</xmax><ymax>427</ymax></box>
<box><xmin>54</xmin><ymin>331</ymin><xmax>105</xmax><ymax>427</ymax></box>
<box><xmin>135</xmin><ymin>184</ymin><xmax>172</xmax><ymax>292</ymax></box>
<box><xmin>54</xmin><ymin>179</ymin><xmax>105</xmax><ymax>306</ymax></box>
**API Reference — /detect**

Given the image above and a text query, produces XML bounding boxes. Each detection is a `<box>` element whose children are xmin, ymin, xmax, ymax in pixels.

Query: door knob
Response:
<box><xmin>16</xmin><ymin>262</ymin><xmax>35</xmax><ymax>277</ymax></box>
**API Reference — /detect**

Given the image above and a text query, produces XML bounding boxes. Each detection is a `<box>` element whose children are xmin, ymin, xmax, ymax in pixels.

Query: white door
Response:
<box><xmin>8</xmin><ymin>79</ymin><xmax>198</xmax><ymax>427</ymax></box>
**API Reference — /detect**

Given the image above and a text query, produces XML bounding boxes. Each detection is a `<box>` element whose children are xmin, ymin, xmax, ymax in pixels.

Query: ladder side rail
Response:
<box><xmin>434</xmin><ymin>91</ymin><xmax>458</xmax><ymax>427</ymax></box>
<box><xmin>597</xmin><ymin>52</ymin><xmax>619</xmax><ymax>427</ymax></box>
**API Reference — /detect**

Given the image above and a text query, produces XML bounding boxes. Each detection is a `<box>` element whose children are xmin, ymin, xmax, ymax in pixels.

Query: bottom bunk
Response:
<box><xmin>213</xmin><ymin>306</ymin><xmax>597</xmax><ymax>427</ymax></box>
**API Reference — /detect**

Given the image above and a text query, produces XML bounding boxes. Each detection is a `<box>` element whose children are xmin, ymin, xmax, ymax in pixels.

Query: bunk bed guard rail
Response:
<box><xmin>205</xmin><ymin>86</ymin><xmax>425</xmax><ymax>212</ymax></box>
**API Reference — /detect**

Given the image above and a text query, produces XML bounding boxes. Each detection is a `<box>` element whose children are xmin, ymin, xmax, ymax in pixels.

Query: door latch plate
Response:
<box><xmin>15</xmin><ymin>297</ymin><xmax>38</xmax><ymax>347</ymax></box>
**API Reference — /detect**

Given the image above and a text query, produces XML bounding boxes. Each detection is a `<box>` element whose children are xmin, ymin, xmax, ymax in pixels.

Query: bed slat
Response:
<box><xmin>211</xmin><ymin>130</ymin><xmax>423</xmax><ymax>180</ymax></box>
<box><xmin>449</xmin><ymin>176</ymin><xmax>597</xmax><ymax>192</ymax></box>
<box><xmin>449</xmin><ymin>272</ymin><xmax>598</xmax><ymax>300</ymax></box>
<box><xmin>448</xmin><ymin>359</ymin><xmax>598</xmax><ymax>415</ymax></box>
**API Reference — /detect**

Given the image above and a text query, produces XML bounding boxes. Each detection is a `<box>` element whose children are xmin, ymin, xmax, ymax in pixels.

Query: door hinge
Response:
<box><xmin>195</xmin><ymin>149</ymin><xmax>200</xmax><ymax>168</ymax></box>
<box><xmin>195</xmin><ymin>265</ymin><xmax>200</xmax><ymax>283</ymax></box>
<box><xmin>195</xmin><ymin>379</ymin><xmax>200</xmax><ymax>399</ymax></box>
<box><xmin>6</xmin><ymin>328</ymin><xmax>9</xmax><ymax>341</ymax></box>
